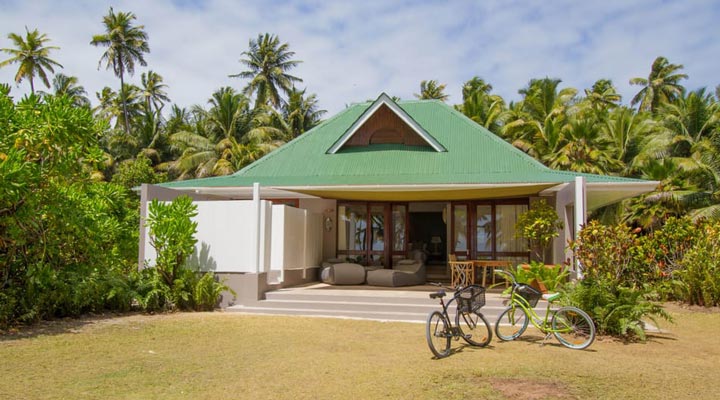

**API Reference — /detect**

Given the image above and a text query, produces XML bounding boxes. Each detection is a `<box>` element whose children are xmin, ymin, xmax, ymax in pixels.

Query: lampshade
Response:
<box><xmin>430</xmin><ymin>236</ymin><xmax>442</xmax><ymax>244</ymax></box>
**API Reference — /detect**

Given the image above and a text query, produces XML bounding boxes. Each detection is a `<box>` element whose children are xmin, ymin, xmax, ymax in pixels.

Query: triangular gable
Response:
<box><xmin>326</xmin><ymin>93</ymin><xmax>447</xmax><ymax>154</ymax></box>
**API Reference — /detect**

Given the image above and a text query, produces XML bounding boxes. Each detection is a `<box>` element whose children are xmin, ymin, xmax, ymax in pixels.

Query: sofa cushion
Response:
<box><xmin>321</xmin><ymin>263</ymin><xmax>366</xmax><ymax>285</ymax></box>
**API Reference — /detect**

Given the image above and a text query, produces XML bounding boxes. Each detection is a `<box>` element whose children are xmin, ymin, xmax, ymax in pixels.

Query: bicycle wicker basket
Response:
<box><xmin>458</xmin><ymin>286</ymin><xmax>486</xmax><ymax>313</ymax></box>
<box><xmin>516</xmin><ymin>284</ymin><xmax>542</xmax><ymax>307</ymax></box>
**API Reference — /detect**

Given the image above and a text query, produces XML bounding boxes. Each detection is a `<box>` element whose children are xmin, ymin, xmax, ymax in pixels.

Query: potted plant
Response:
<box><xmin>513</xmin><ymin>262</ymin><xmax>569</xmax><ymax>293</ymax></box>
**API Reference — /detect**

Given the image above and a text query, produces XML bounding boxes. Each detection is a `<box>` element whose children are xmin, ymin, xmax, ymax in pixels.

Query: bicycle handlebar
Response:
<box><xmin>494</xmin><ymin>269</ymin><xmax>518</xmax><ymax>286</ymax></box>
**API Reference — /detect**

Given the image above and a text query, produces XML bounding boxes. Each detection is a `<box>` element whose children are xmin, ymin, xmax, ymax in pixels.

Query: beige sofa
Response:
<box><xmin>320</xmin><ymin>262</ymin><xmax>366</xmax><ymax>285</ymax></box>
<box><xmin>365</xmin><ymin>259</ymin><xmax>426</xmax><ymax>287</ymax></box>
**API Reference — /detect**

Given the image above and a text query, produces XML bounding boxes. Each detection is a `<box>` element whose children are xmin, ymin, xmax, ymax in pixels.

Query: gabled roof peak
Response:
<box><xmin>326</xmin><ymin>93</ymin><xmax>447</xmax><ymax>154</ymax></box>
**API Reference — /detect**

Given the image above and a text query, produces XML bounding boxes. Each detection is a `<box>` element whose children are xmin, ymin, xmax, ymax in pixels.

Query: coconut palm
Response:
<box><xmin>630</xmin><ymin>56</ymin><xmax>688</xmax><ymax>113</ymax></box>
<box><xmin>91</xmin><ymin>7</ymin><xmax>150</xmax><ymax>135</ymax></box>
<box><xmin>0</xmin><ymin>27</ymin><xmax>63</xmax><ymax>94</ymax></box>
<box><xmin>415</xmin><ymin>80</ymin><xmax>449</xmax><ymax>101</ymax></box>
<box><xmin>281</xmin><ymin>87</ymin><xmax>326</xmax><ymax>139</ymax></box>
<box><xmin>456</xmin><ymin>91</ymin><xmax>505</xmax><ymax>135</ymax></box>
<box><xmin>584</xmin><ymin>79</ymin><xmax>621</xmax><ymax>115</ymax></box>
<box><xmin>461</xmin><ymin>76</ymin><xmax>493</xmax><ymax>100</ymax></box>
<box><xmin>548</xmin><ymin>117</ymin><xmax>623</xmax><ymax>174</ymax></box>
<box><xmin>502</xmin><ymin>78</ymin><xmax>576</xmax><ymax>159</ymax></box>
<box><xmin>601</xmin><ymin>106</ymin><xmax>654</xmax><ymax>176</ymax></box>
<box><xmin>140</xmin><ymin>70</ymin><xmax>169</xmax><ymax>116</ymax></box>
<box><xmin>229</xmin><ymin>33</ymin><xmax>302</xmax><ymax>109</ymax></box>
<box><xmin>49</xmin><ymin>73</ymin><xmax>90</xmax><ymax>107</ymax></box>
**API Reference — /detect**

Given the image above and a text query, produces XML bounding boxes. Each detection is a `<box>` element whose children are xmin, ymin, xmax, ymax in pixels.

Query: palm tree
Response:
<box><xmin>456</xmin><ymin>90</ymin><xmax>505</xmax><ymax>134</ymax></box>
<box><xmin>140</xmin><ymin>70</ymin><xmax>169</xmax><ymax>116</ymax></box>
<box><xmin>281</xmin><ymin>87</ymin><xmax>326</xmax><ymax>139</ymax></box>
<box><xmin>50</xmin><ymin>73</ymin><xmax>90</xmax><ymax>107</ymax></box>
<box><xmin>584</xmin><ymin>79</ymin><xmax>621</xmax><ymax>114</ymax></box>
<box><xmin>0</xmin><ymin>27</ymin><xmax>63</xmax><ymax>94</ymax></box>
<box><xmin>501</xmin><ymin>78</ymin><xmax>576</xmax><ymax>159</ymax></box>
<box><xmin>461</xmin><ymin>76</ymin><xmax>493</xmax><ymax>100</ymax></box>
<box><xmin>630</xmin><ymin>56</ymin><xmax>688</xmax><ymax>113</ymax></box>
<box><xmin>415</xmin><ymin>80</ymin><xmax>449</xmax><ymax>101</ymax></box>
<box><xmin>91</xmin><ymin>7</ymin><xmax>150</xmax><ymax>135</ymax></box>
<box><xmin>229</xmin><ymin>33</ymin><xmax>302</xmax><ymax>109</ymax></box>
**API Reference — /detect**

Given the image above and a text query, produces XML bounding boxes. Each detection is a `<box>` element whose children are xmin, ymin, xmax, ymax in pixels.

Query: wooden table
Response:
<box><xmin>473</xmin><ymin>260</ymin><xmax>512</xmax><ymax>288</ymax></box>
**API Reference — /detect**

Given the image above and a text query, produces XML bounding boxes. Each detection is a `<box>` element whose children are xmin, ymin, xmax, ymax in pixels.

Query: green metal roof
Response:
<box><xmin>163</xmin><ymin>96</ymin><xmax>647</xmax><ymax>189</ymax></box>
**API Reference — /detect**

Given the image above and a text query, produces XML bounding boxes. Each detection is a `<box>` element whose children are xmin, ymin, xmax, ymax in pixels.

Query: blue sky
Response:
<box><xmin>0</xmin><ymin>0</ymin><xmax>718</xmax><ymax>114</ymax></box>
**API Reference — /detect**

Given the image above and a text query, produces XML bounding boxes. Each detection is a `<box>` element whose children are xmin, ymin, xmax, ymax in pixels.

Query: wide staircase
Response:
<box><xmin>226</xmin><ymin>283</ymin><xmax>551</xmax><ymax>324</ymax></box>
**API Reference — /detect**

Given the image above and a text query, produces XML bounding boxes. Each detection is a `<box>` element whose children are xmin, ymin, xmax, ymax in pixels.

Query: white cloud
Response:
<box><xmin>0</xmin><ymin>0</ymin><xmax>717</xmax><ymax>115</ymax></box>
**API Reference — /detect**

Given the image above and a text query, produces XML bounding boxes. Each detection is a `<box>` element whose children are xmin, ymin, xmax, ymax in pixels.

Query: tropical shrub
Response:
<box><xmin>142</xmin><ymin>196</ymin><xmax>232</xmax><ymax>311</ymax></box>
<box><xmin>567</xmin><ymin>220</ymin><xmax>672</xmax><ymax>339</ymax></box>
<box><xmin>561</xmin><ymin>278</ymin><xmax>671</xmax><ymax>340</ymax></box>
<box><xmin>511</xmin><ymin>262</ymin><xmax>568</xmax><ymax>292</ymax></box>
<box><xmin>0</xmin><ymin>93</ymin><xmax>139</xmax><ymax>328</ymax></box>
<box><xmin>515</xmin><ymin>199</ymin><xmax>563</xmax><ymax>261</ymax></box>
<box><xmin>676</xmin><ymin>222</ymin><xmax>720</xmax><ymax>306</ymax></box>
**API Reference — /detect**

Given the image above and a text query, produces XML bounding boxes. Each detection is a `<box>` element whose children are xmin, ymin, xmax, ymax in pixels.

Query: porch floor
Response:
<box><xmin>226</xmin><ymin>282</ymin><xmax>550</xmax><ymax>324</ymax></box>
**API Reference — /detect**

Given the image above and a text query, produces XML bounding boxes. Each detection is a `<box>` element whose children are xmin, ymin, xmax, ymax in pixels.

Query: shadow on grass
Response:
<box><xmin>0</xmin><ymin>313</ymin><xmax>141</xmax><ymax>342</ymax></box>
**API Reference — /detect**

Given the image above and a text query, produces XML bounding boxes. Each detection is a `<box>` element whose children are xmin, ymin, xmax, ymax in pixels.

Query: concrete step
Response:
<box><xmin>227</xmin><ymin>285</ymin><xmax>553</xmax><ymax>323</ymax></box>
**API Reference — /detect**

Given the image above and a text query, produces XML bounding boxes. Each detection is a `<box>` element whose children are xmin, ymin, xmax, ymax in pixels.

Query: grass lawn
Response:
<box><xmin>1</xmin><ymin>304</ymin><xmax>718</xmax><ymax>400</ymax></box>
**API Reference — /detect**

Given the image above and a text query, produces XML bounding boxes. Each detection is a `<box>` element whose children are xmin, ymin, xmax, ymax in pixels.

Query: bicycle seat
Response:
<box><xmin>542</xmin><ymin>292</ymin><xmax>561</xmax><ymax>302</ymax></box>
<box><xmin>429</xmin><ymin>290</ymin><xmax>446</xmax><ymax>299</ymax></box>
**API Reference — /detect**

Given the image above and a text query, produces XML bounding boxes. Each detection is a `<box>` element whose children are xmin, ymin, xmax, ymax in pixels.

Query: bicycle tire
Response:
<box><xmin>426</xmin><ymin>311</ymin><xmax>451</xmax><ymax>358</ymax></box>
<box><xmin>495</xmin><ymin>306</ymin><xmax>529</xmax><ymax>341</ymax></box>
<box><xmin>456</xmin><ymin>311</ymin><xmax>492</xmax><ymax>347</ymax></box>
<box><xmin>551</xmin><ymin>307</ymin><xmax>596</xmax><ymax>350</ymax></box>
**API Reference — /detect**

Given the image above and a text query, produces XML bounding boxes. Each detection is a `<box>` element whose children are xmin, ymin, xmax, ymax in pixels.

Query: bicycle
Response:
<box><xmin>493</xmin><ymin>269</ymin><xmax>596</xmax><ymax>350</ymax></box>
<box><xmin>426</xmin><ymin>283</ymin><xmax>492</xmax><ymax>358</ymax></box>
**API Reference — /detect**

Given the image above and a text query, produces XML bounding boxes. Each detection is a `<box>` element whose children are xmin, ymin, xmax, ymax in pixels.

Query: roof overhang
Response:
<box><xmin>541</xmin><ymin>181</ymin><xmax>659</xmax><ymax>210</ymax></box>
<box><xmin>163</xmin><ymin>180</ymin><xmax>658</xmax><ymax>207</ymax></box>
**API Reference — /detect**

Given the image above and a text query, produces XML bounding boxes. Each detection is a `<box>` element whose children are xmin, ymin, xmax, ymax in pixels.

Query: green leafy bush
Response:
<box><xmin>510</xmin><ymin>262</ymin><xmax>568</xmax><ymax>292</ymax></box>
<box><xmin>141</xmin><ymin>196</ymin><xmax>232</xmax><ymax>312</ymax></box>
<box><xmin>515</xmin><ymin>199</ymin><xmax>563</xmax><ymax>261</ymax></box>
<box><xmin>0</xmin><ymin>93</ymin><xmax>139</xmax><ymax>328</ymax></box>
<box><xmin>561</xmin><ymin>279</ymin><xmax>671</xmax><ymax>340</ymax></box>
<box><xmin>567</xmin><ymin>220</ymin><xmax>672</xmax><ymax>339</ymax></box>
<box><xmin>676</xmin><ymin>222</ymin><xmax>720</xmax><ymax>306</ymax></box>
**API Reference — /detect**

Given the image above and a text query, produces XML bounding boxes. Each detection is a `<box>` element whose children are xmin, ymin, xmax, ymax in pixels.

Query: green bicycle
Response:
<box><xmin>494</xmin><ymin>269</ymin><xmax>596</xmax><ymax>350</ymax></box>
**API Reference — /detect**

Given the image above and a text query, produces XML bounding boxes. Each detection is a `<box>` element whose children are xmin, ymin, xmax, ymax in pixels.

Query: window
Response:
<box><xmin>472</xmin><ymin>201</ymin><xmax>529</xmax><ymax>261</ymax></box>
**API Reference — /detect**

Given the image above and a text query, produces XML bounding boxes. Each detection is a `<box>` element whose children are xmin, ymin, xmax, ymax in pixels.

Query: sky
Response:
<box><xmin>0</xmin><ymin>0</ymin><xmax>718</xmax><ymax>115</ymax></box>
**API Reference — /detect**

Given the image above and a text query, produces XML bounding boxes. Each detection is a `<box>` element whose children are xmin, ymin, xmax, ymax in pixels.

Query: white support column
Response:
<box><xmin>252</xmin><ymin>182</ymin><xmax>261</xmax><ymax>274</ymax></box>
<box><xmin>574</xmin><ymin>176</ymin><xmax>587</xmax><ymax>278</ymax></box>
<box><xmin>138</xmin><ymin>184</ymin><xmax>149</xmax><ymax>270</ymax></box>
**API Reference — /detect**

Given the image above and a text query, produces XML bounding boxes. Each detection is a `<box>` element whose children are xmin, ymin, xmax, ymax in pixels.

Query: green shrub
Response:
<box><xmin>141</xmin><ymin>196</ymin><xmax>231</xmax><ymax>312</ymax></box>
<box><xmin>510</xmin><ymin>262</ymin><xmax>568</xmax><ymax>292</ymax></box>
<box><xmin>561</xmin><ymin>279</ymin><xmax>671</xmax><ymax>340</ymax></box>
<box><xmin>515</xmin><ymin>199</ymin><xmax>563</xmax><ymax>261</ymax></box>
<box><xmin>567</xmin><ymin>221</ymin><xmax>672</xmax><ymax>340</ymax></box>
<box><xmin>676</xmin><ymin>222</ymin><xmax>720</xmax><ymax>306</ymax></box>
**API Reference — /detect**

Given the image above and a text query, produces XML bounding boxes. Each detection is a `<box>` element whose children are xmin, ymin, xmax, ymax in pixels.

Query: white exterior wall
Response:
<box><xmin>270</xmin><ymin>205</ymin><xmax>323</xmax><ymax>272</ymax></box>
<box><xmin>142</xmin><ymin>197</ymin><xmax>322</xmax><ymax>277</ymax></box>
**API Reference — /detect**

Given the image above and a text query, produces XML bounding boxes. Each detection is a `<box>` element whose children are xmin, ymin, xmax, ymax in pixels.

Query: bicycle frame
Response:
<box><xmin>499</xmin><ymin>271</ymin><xmax>573</xmax><ymax>335</ymax></box>
<box><xmin>505</xmin><ymin>289</ymin><xmax>558</xmax><ymax>334</ymax></box>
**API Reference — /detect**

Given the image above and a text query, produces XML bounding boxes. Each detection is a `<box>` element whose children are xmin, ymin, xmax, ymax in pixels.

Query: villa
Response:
<box><xmin>138</xmin><ymin>93</ymin><xmax>657</xmax><ymax>303</ymax></box>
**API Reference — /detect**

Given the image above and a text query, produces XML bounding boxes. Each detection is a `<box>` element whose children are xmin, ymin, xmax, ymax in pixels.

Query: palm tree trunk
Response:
<box><xmin>29</xmin><ymin>77</ymin><xmax>35</xmax><ymax>95</ymax></box>
<box><xmin>118</xmin><ymin>55</ymin><xmax>131</xmax><ymax>136</ymax></box>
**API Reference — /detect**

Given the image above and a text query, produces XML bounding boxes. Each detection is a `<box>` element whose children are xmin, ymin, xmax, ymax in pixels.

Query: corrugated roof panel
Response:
<box><xmin>164</xmin><ymin>98</ymin><xmax>649</xmax><ymax>188</ymax></box>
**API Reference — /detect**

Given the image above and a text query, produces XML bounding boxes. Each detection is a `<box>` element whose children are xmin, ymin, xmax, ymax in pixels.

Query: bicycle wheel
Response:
<box><xmin>495</xmin><ymin>306</ymin><xmax>529</xmax><ymax>341</ymax></box>
<box><xmin>456</xmin><ymin>311</ymin><xmax>492</xmax><ymax>347</ymax></box>
<box><xmin>426</xmin><ymin>311</ymin><xmax>451</xmax><ymax>358</ymax></box>
<box><xmin>551</xmin><ymin>307</ymin><xmax>596</xmax><ymax>350</ymax></box>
